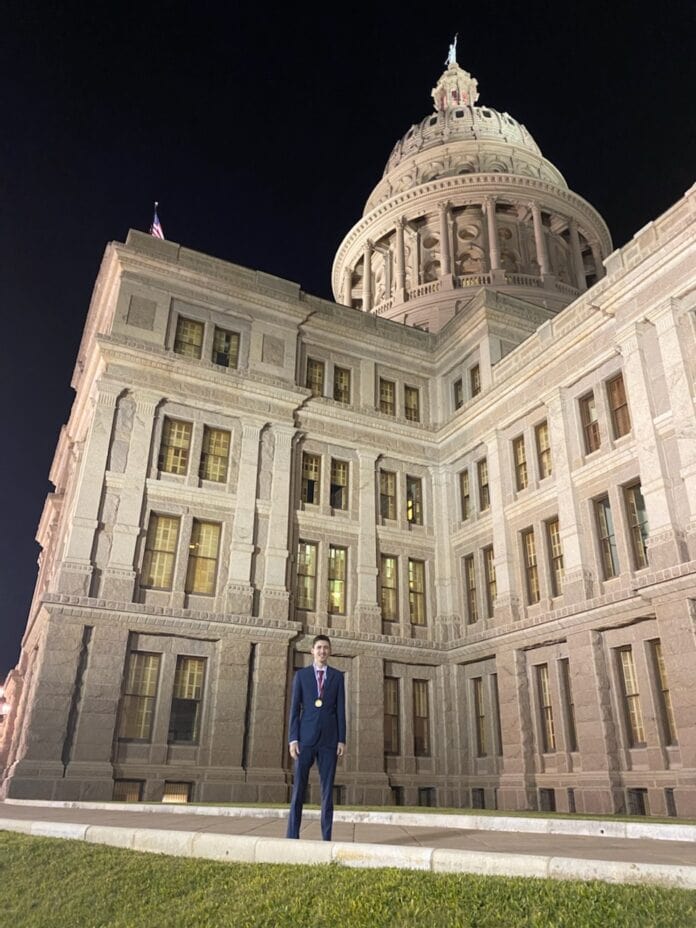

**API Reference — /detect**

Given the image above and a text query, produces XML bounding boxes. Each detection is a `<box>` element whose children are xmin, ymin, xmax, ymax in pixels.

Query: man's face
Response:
<box><xmin>312</xmin><ymin>640</ymin><xmax>331</xmax><ymax>666</ymax></box>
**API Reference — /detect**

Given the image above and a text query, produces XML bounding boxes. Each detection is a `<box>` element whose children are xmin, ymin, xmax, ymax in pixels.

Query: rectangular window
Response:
<box><xmin>296</xmin><ymin>541</ymin><xmax>317</xmax><ymax>610</ymax></box>
<box><xmin>404</xmin><ymin>385</ymin><xmax>420</xmax><ymax>422</ymax></box>
<box><xmin>477</xmin><ymin>458</ymin><xmax>490</xmax><ymax>511</ymax></box>
<box><xmin>512</xmin><ymin>435</ymin><xmax>528</xmax><ymax>491</ymax></box>
<box><xmin>185</xmin><ymin>521</ymin><xmax>221</xmax><ymax>595</ymax></box>
<box><xmin>142</xmin><ymin>514</ymin><xmax>180</xmax><ymax>590</ymax></box>
<box><xmin>535</xmin><ymin>420</ymin><xmax>552</xmax><ymax>478</ymax></box>
<box><xmin>113</xmin><ymin>780</ymin><xmax>144</xmax><ymax>802</ymax></box>
<box><xmin>158</xmin><ymin>419</ymin><xmax>192</xmax><ymax>475</ymax></box>
<box><xmin>212</xmin><ymin>327</ymin><xmax>240</xmax><ymax>368</ymax></box>
<box><xmin>380</xmin><ymin>555</ymin><xmax>398</xmax><ymax>622</ymax></box>
<box><xmin>168</xmin><ymin>656</ymin><xmax>205</xmax><ymax>743</ymax></box>
<box><xmin>453</xmin><ymin>378</ymin><xmax>464</xmax><ymax>410</ymax></box>
<box><xmin>333</xmin><ymin>366</ymin><xmax>351</xmax><ymax>404</ymax></box>
<box><xmin>408</xmin><ymin>559</ymin><xmax>426</xmax><ymax>626</ymax></box>
<box><xmin>546</xmin><ymin>517</ymin><xmax>564</xmax><ymax>597</ymax></box>
<box><xmin>618</xmin><ymin>646</ymin><xmax>646</xmax><ymax>746</ymax></box>
<box><xmin>306</xmin><ymin>358</ymin><xmax>325</xmax><ymax>397</ymax></box>
<box><xmin>379</xmin><ymin>378</ymin><xmax>396</xmax><ymax>415</ymax></box>
<box><xmin>624</xmin><ymin>482</ymin><xmax>649</xmax><ymax>569</ymax></box>
<box><xmin>473</xmin><ymin>677</ymin><xmax>486</xmax><ymax>756</ymax></box>
<box><xmin>522</xmin><ymin>528</ymin><xmax>540</xmax><ymax>605</ymax></box>
<box><xmin>330</xmin><ymin>459</ymin><xmax>349</xmax><ymax>510</ymax></box>
<box><xmin>627</xmin><ymin>788</ymin><xmax>648</xmax><ymax>816</ymax></box>
<box><xmin>406</xmin><ymin>475</ymin><xmax>423</xmax><ymax>525</ymax></box>
<box><xmin>491</xmin><ymin>672</ymin><xmax>503</xmax><ymax>756</ymax></box>
<box><xmin>413</xmin><ymin>679</ymin><xmax>430</xmax><ymax>756</ymax></box>
<box><xmin>328</xmin><ymin>545</ymin><xmax>347</xmax><ymax>614</ymax></box>
<box><xmin>460</xmin><ymin>468</ymin><xmax>470</xmax><ymax>520</ymax></box>
<box><xmin>301</xmin><ymin>452</ymin><xmax>321</xmax><ymax>505</ymax></box>
<box><xmin>559</xmin><ymin>658</ymin><xmax>578</xmax><ymax>752</ymax></box>
<box><xmin>483</xmin><ymin>546</ymin><xmax>496</xmax><ymax>618</ymax></box>
<box><xmin>607</xmin><ymin>373</ymin><xmax>631</xmax><ymax>438</ymax></box>
<box><xmin>595</xmin><ymin>496</ymin><xmax>619</xmax><ymax>579</ymax></box>
<box><xmin>579</xmin><ymin>391</ymin><xmax>601</xmax><ymax>453</ymax></box>
<box><xmin>537</xmin><ymin>663</ymin><xmax>556</xmax><ymax>753</ymax></box>
<box><xmin>162</xmin><ymin>782</ymin><xmax>192</xmax><ymax>803</ymax></box>
<box><xmin>384</xmin><ymin>677</ymin><xmax>400</xmax><ymax>755</ymax></box>
<box><xmin>651</xmin><ymin>640</ymin><xmax>677</xmax><ymax>745</ymax></box>
<box><xmin>174</xmin><ymin>317</ymin><xmax>204</xmax><ymax>359</ymax></box>
<box><xmin>199</xmin><ymin>427</ymin><xmax>231</xmax><ymax>483</ymax></box>
<box><xmin>118</xmin><ymin>651</ymin><xmax>161</xmax><ymax>741</ymax></box>
<box><xmin>470</xmin><ymin>363</ymin><xmax>481</xmax><ymax>397</ymax></box>
<box><xmin>380</xmin><ymin>470</ymin><xmax>397</xmax><ymax>520</ymax></box>
<box><xmin>464</xmin><ymin>554</ymin><xmax>478</xmax><ymax>624</ymax></box>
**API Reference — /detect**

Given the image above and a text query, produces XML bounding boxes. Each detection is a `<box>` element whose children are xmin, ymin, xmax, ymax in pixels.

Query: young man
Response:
<box><xmin>286</xmin><ymin>635</ymin><xmax>346</xmax><ymax>840</ymax></box>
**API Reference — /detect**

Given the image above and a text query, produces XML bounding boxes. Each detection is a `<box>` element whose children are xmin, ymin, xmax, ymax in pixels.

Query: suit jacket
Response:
<box><xmin>288</xmin><ymin>664</ymin><xmax>346</xmax><ymax>748</ymax></box>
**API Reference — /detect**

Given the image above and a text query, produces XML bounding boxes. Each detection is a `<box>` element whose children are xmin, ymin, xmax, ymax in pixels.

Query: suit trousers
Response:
<box><xmin>286</xmin><ymin>743</ymin><xmax>338</xmax><ymax>841</ymax></box>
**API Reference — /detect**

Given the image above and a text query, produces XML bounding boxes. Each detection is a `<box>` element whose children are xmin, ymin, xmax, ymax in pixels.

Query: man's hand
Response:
<box><xmin>289</xmin><ymin>741</ymin><xmax>300</xmax><ymax>759</ymax></box>
<box><xmin>337</xmin><ymin>742</ymin><xmax>346</xmax><ymax>757</ymax></box>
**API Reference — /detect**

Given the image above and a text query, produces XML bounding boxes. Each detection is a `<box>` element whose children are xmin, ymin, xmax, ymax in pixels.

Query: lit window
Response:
<box><xmin>521</xmin><ymin>528</ymin><xmax>540</xmax><ymax>604</ymax></box>
<box><xmin>512</xmin><ymin>435</ymin><xmax>528</xmax><ymax>491</ymax></box>
<box><xmin>470</xmin><ymin>363</ymin><xmax>481</xmax><ymax>397</ymax></box>
<box><xmin>453</xmin><ymin>378</ymin><xmax>464</xmax><ymax>410</ymax></box>
<box><xmin>301</xmin><ymin>452</ymin><xmax>321</xmax><ymax>505</ymax></box>
<box><xmin>306</xmin><ymin>358</ymin><xmax>325</xmax><ymax>397</ymax></box>
<box><xmin>380</xmin><ymin>555</ymin><xmax>398</xmax><ymax>622</ymax></box>
<box><xmin>651</xmin><ymin>640</ymin><xmax>677</xmax><ymax>746</ymax></box>
<box><xmin>413</xmin><ymin>679</ymin><xmax>430</xmax><ymax>756</ymax></box>
<box><xmin>546</xmin><ymin>517</ymin><xmax>564</xmax><ymax>596</ymax></box>
<box><xmin>579</xmin><ymin>392</ymin><xmax>601</xmax><ymax>453</ymax></box>
<box><xmin>537</xmin><ymin>663</ymin><xmax>556</xmax><ymax>752</ymax></box>
<box><xmin>406</xmin><ymin>475</ymin><xmax>423</xmax><ymax>525</ymax></box>
<box><xmin>330</xmin><ymin>459</ymin><xmax>349</xmax><ymax>510</ymax></box>
<box><xmin>199</xmin><ymin>427</ymin><xmax>230</xmax><ymax>483</ymax></box>
<box><xmin>624</xmin><ymin>482</ymin><xmax>649</xmax><ymax>569</ymax></box>
<box><xmin>212</xmin><ymin>327</ymin><xmax>240</xmax><ymax>368</ymax></box>
<box><xmin>607</xmin><ymin>373</ymin><xmax>631</xmax><ymax>439</ymax></box>
<box><xmin>118</xmin><ymin>651</ymin><xmax>161</xmax><ymax>741</ymax></box>
<box><xmin>185</xmin><ymin>521</ymin><xmax>221</xmax><ymax>595</ymax></box>
<box><xmin>159</xmin><ymin>419</ymin><xmax>192</xmax><ymax>475</ymax></box>
<box><xmin>328</xmin><ymin>545</ymin><xmax>347</xmax><ymax>614</ymax></box>
<box><xmin>142</xmin><ymin>514</ymin><xmax>180</xmax><ymax>590</ymax></box>
<box><xmin>296</xmin><ymin>541</ymin><xmax>317</xmax><ymax>610</ymax></box>
<box><xmin>379</xmin><ymin>378</ymin><xmax>396</xmax><ymax>415</ymax></box>
<box><xmin>460</xmin><ymin>468</ymin><xmax>470</xmax><ymax>520</ymax></box>
<box><xmin>404</xmin><ymin>386</ymin><xmax>420</xmax><ymax>422</ymax></box>
<box><xmin>113</xmin><ymin>780</ymin><xmax>143</xmax><ymax>802</ymax></box>
<box><xmin>595</xmin><ymin>496</ymin><xmax>619</xmax><ymax>579</ymax></box>
<box><xmin>380</xmin><ymin>470</ymin><xmax>397</xmax><ymax>520</ymax></box>
<box><xmin>535</xmin><ymin>420</ymin><xmax>552</xmax><ymax>478</ymax></box>
<box><xmin>559</xmin><ymin>658</ymin><xmax>578</xmax><ymax>751</ymax></box>
<box><xmin>168</xmin><ymin>656</ymin><xmax>206</xmax><ymax>743</ymax></box>
<box><xmin>473</xmin><ymin>677</ymin><xmax>486</xmax><ymax>756</ymax></box>
<box><xmin>483</xmin><ymin>546</ymin><xmax>496</xmax><ymax>618</ymax></box>
<box><xmin>384</xmin><ymin>677</ymin><xmax>400</xmax><ymax>755</ymax></box>
<box><xmin>408</xmin><ymin>559</ymin><xmax>426</xmax><ymax>626</ymax></box>
<box><xmin>333</xmin><ymin>366</ymin><xmax>351</xmax><ymax>404</ymax></box>
<box><xmin>162</xmin><ymin>782</ymin><xmax>192</xmax><ymax>803</ymax></box>
<box><xmin>464</xmin><ymin>554</ymin><xmax>478</xmax><ymax>624</ymax></box>
<box><xmin>174</xmin><ymin>317</ymin><xmax>204</xmax><ymax>359</ymax></box>
<box><xmin>618</xmin><ymin>646</ymin><xmax>646</xmax><ymax>746</ymax></box>
<box><xmin>477</xmin><ymin>458</ymin><xmax>490</xmax><ymax>511</ymax></box>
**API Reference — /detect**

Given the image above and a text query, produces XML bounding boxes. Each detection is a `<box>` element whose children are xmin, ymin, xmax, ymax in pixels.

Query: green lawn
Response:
<box><xmin>1</xmin><ymin>832</ymin><xmax>695</xmax><ymax>928</ymax></box>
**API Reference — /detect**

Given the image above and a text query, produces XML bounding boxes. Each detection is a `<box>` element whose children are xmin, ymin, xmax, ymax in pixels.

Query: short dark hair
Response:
<box><xmin>312</xmin><ymin>634</ymin><xmax>331</xmax><ymax>647</ymax></box>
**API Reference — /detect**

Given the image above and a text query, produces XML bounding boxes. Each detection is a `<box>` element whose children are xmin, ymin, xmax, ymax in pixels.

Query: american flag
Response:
<box><xmin>150</xmin><ymin>202</ymin><xmax>164</xmax><ymax>239</ymax></box>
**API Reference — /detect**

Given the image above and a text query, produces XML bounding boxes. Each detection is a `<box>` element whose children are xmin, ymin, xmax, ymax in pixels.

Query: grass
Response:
<box><xmin>1</xmin><ymin>832</ymin><xmax>696</xmax><ymax>928</ymax></box>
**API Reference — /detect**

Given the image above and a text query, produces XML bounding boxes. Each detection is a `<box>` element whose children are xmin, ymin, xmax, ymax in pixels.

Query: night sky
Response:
<box><xmin>2</xmin><ymin>1</ymin><xmax>695</xmax><ymax>676</ymax></box>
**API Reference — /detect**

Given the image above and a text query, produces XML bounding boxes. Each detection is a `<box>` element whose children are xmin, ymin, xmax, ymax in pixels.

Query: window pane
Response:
<box><xmin>464</xmin><ymin>554</ymin><xmax>478</xmax><ymax>624</ymax></box>
<box><xmin>185</xmin><ymin>521</ymin><xmax>221</xmax><ymax>595</ymax></box>
<box><xmin>330</xmin><ymin>459</ymin><xmax>349</xmax><ymax>510</ymax></box>
<box><xmin>379</xmin><ymin>378</ymin><xmax>395</xmax><ymax>416</ymax></box>
<box><xmin>537</xmin><ymin>663</ymin><xmax>556</xmax><ymax>752</ymax></box>
<box><xmin>595</xmin><ymin>496</ymin><xmax>619</xmax><ymax>578</ymax></box>
<box><xmin>142</xmin><ymin>515</ymin><xmax>180</xmax><ymax>590</ymax></box>
<box><xmin>618</xmin><ymin>647</ymin><xmax>646</xmax><ymax>746</ymax></box>
<box><xmin>473</xmin><ymin>677</ymin><xmax>486</xmax><ymax>756</ymax></box>
<box><xmin>607</xmin><ymin>374</ymin><xmax>631</xmax><ymax>438</ymax></box>
<box><xmin>328</xmin><ymin>546</ymin><xmax>347</xmax><ymax>614</ymax></box>
<box><xmin>513</xmin><ymin>436</ymin><xmax>528</xmax><ymax>491</ymax></box>
<box><xmin>334</xmin><ymin>366</ymin><xmax>351</xmax><ymax>404</ymax></box>
<box><xmin>380</xmin><ymin>470</ymin><xmax>396</xmax><ymax>520</ymax></box>
<box><xmin>296</xmin><ymin>541</ymin><xmax>317</xmax><ymax>610</ymax></box>
<box><xmin>406</xmin><ymin>476</ymin><xmax>423</xmax><ymax>525</ymax></box>
<box><xmin>484</xmin><ymin>546</ymin><xmax>496</xmax><ymax>618</ymax></box>
<box><xmin>522</xmin><ymin>528</ymin><xmax>540</xmax><ymax>604</ymax></box>
<box><xmin>169</xmin><ymin>656</ymin><xmax>205</xmax><ymax>743</ymax></box>
<box><xmin>408</xmin><ymin>559</ymin><xmax>426</xmax><ymax>625</ymax></box>
<box><xmin>580</xmin><ymin>392</ymin><xmax>601</xmax><ymax>453</ymax></box>
<box><xmin>404</xmin><ymin>386</ymin><xmax>420</xmax><ymax>422</ymax></box>
<box><xmin>384</xmin><ymin>677</ymin><xmax>400</xmax><ymax>755</ymax></box>
<box><xmin>380</xmin><ymin>555</ymin><xmax>398</xmax><ymax>621</ymax></box>
<box><xmin>546</xmin><ymin>518</ymin><xmax>564</xmax><ymax>596</ymax></box>
<box><xmin>454</xmin><ymin>378</ymin><xmax>464</xmax><ymax>410</ymax></box>
<box><xmin>199</xmin><ymin>427</ymin><xmax>230</xmax><ymax>482</ymax></box>
<box><xmin>306</xmin><ymin>359</ymin><xmax>325</xmax><ymax>397</ymax></box>
<box><xmin>535</xmin><ymin>421</ymin><xmax>552</xmax><ymax>478</ymax></box>
<box><xmin>625</xmin><ymin>483</ymin><xmax>649</xmax><ymax>569</ymax></box>
<box><xmin>477</xmin><ymin>459</ymin><xmax>490</xmax><ymax>511</ymax></box>
<box><xmin>460</xmin><ymin>469</ymin><xmax>470</xmax><ymax>520</ymax></box>
<box><xmin>159</xmin><ymin>419</ymin><xmax>192</xmax><ymax>475</ymax></box>
<box><xmin>212</xmin><ymin>327</ymin><xmax>240</xmax><ymax>368</ymax></box>
<box><xmin>174</xmin><ymin>318</ymin><xmax>204</xmax><ymax>359</ymax></box>
<box><xmin>470</xmin><ymin>364</ymin><xmax>481</xmax><ymax>397</ymax></box>
<box><xmin>302</xmin><ymin>452</ymin><xmax>321</xmax><ymax>505</ymax></box>
<box><xmin>413</xmin><ymin>680</ymin><xmax>430</xmax><ymax>756</ymax></box>
<box><xmin>119</xmin><ymin>652</ymin><xmax>161</xmax><ymax>740</ymax></box>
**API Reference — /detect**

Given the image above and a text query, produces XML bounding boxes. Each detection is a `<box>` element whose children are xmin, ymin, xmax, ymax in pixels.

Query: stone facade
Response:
<box><xmin>2</xmin><ymin>58</ymin><xmax>696</xmax><ymax>817</ymax></box>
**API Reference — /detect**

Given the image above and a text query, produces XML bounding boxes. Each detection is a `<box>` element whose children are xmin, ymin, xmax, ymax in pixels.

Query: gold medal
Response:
<box><xmin>314</xmin><ymin>698</ymin><xmax>323</xmax><ymax>708</ymax></box>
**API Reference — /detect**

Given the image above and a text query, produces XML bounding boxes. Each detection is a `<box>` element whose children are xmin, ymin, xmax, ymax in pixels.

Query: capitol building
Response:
<box><xmin>1</xmin><ymin>53</ymin><xmax>695</xmax><ymax>818</ymax></box>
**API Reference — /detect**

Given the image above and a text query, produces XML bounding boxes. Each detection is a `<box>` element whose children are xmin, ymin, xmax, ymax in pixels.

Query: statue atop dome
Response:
<box><xmin>431</xmin><ymin>44</ymin><xmax>479</xmax><ymax>111</ymax></box>
<box><xmin>446</xmin><ymin>34</ymin><xmax>458</xmax><ymax>67</ymax></box>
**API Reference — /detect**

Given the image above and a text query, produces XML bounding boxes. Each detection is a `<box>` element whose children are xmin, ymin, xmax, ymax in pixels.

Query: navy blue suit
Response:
<box><xmin>286</xmin><ymin>664</ymin><xmax>346</xmax><ymax>840</ymax></box>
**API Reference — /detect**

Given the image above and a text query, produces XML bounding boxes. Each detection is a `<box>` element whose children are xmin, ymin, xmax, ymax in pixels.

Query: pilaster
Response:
<box><xmin>353</xmin><ymin>450</ymin><xmax>381</xmax><ymax>634</ymax></box>
<box><xmin>487</xmin><ymin>431</ymin><xmax>519</xmax><ymax>622</ymax></box>
<box><xmin>260</xmin><ymin>425</ymin><xmax>296</xmax><ymax>621</ymax></box>
<box><xmin>225</xmin><ymin>421</ymin><xmax>265</xmax><ymax>614</ymax></box>
<box><xmin>430</xmin><ymin>464</ymin><xmax>460</xmax><ymax>640</ymax></box>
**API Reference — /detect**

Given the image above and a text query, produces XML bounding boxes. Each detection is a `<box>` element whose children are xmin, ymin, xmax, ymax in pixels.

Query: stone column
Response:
<box><xmin>260</xmin><ymin>425</ymin><xmax>295</xmax><ymax>621</ymax></box>
<box><xmin>590</xmin><ymin>241</ymin><xmax>604</xmax><ymax>280</ymax></box>
<box><xmin>349</xmin><ymin>654</ymin><xmax>390</xmax><ymax>804</ymax></box>
<box><xmin>102</xmin><ymin>391</ymin><xmax>161</xmax><ymax>601</ymax></box>
<box><xmin>362</xmin><ymin>241</ymin><xmax>373</xmax><ymax>313</ymax></box>
<box><xmin>438</xmin><ymin>202</ymin><xmax>454</xmax><ymax>287</ymax></box>
<box><xmin>56</xmin><ymin>381</ymin><xmax>121</xmax><ymax>596</ymax></box>
<box><xmin>531</xmin><ymin>202</ymin><xmax>551</xmax><ymax>276</ymax></box>
<box><xmin>243</xmin><ymin>638</ymin><xmax>291</xmax><ymax>802</ymax></box>
<box><xmin>429</xmin><ymin>464</ymin><xmax>460</xmax><ymax>640</ymax></box>
<box><xmin>353</xmin><ymin>450</ymin><xmax>381</xmax><ymax>634</ymax></box>
<box><xmin>568</xmin><ymin>218</ymin><xmax>587</xmax><ymax>291</ymax></box>
<box><xmin>495</xmin><ymin>646</ymin><xmax>536</xmax><ymax>810</ymax></box>
<box><xmin>394</xmin><ymin>217</ymin><xmax>406</xmax><ymax>302</ymax></box>
<box><xmin>342</xmin><ymin>265</ymin><xmax>353</xmax><ymax>307</ymax></box>
<box><xmin>226</xmin><ymin>421</ymin><xmax>265</xmax><ymax>614</ymax></box>
<box><xmin>616</xmin><ymin>322</ymin><xmax>685</xmax><ymax>568</ymax></box>
<box><xmin>486</xmin><ymin>431</ymin><xmax>519</xmax><ymax>622</ymax></box>
<box><xmin>484</xmin><ymin>196</ymin><xmax>501</xmax><ymax>272</ymax></box>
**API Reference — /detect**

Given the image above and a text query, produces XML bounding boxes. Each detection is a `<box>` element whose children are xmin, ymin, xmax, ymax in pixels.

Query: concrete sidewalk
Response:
<box><xmin>1</xmin><ymin>800</ymin><xmax>695</xmax><ymax>889</ymax></box>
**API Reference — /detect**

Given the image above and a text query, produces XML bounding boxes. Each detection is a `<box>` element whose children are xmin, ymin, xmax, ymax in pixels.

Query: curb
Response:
<box><xmin>1</xmin><ymin>816</ymin><xmax>696</xmax><ymax>889</ymax></box>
